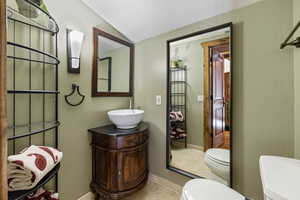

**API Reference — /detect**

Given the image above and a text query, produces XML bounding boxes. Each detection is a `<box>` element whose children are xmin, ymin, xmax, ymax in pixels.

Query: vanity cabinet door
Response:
<box><xmin>117</xmin><ymin>143</ymin><xmax>148</xmax><ymax>191</ymax></box>
<box><xmin>93</xmin><ymin>147</ymin><xmax>119</xmax><ymax>191</ymax></box>
<box><xmin>94</xmin><ymin>148</ymin><xmax>110</xmax><ymax>190</ymax></box>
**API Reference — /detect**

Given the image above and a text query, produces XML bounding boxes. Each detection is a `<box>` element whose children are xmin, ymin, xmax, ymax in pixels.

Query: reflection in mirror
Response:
<box><xmin>92</xmin><ymin>28</ymin><xmax>133</xmax><ymax>97</ymax></box>
<box><xmin>98</xmin><ymin>57</ymin><xmax>111</xmax><ymax>92</ymax></box>
<box><xmin>167</xmin><ymin>23</ymin><xmax>232</xmax><ymax>186</ymax></box>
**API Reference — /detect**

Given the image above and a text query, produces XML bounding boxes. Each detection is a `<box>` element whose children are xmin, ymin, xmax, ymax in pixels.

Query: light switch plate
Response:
<box><xmin>197</xmin><ymin>95</ymin><xmax>204</xmax><ymax>102</ymax></box>
<box><xmin>156</xmin><ymin>95</ymin><xmax>161</xmax><ymax>105</ymax></box>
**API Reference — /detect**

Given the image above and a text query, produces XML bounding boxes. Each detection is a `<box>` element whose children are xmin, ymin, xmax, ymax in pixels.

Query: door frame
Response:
<box><xmin>201</xmin><ymin>38</ymin><xmax>229</xmax><ymax>152</ymax></box>
<box><xmin>0</xmin><ymin>0</ymin><xmax>8</xmax><ymax>199</ymax></box>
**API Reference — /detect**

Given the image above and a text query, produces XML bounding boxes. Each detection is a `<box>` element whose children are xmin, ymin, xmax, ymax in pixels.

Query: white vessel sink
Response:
<box><xmin>108</xmin><ymin>109</ymin><xmax>144</xmax><ymax>129</ymax></box>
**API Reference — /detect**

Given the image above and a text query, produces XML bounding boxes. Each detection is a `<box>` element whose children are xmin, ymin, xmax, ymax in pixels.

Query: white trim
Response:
<box><xmin>77</xmin><ymin>192</ymin><xmax>94</xmax><ymax>200</ymax></box>
<box><xmin>187</xmin><ymin>144</ymin><xmax>204</xmax><ymax>151</ymax></box>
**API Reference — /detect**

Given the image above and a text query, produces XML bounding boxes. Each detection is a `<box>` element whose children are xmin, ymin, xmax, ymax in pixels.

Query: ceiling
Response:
<box><xmin>82</xmin><ymin>0</ymin><xmax>261</xmax><ymax>43</ymax></box>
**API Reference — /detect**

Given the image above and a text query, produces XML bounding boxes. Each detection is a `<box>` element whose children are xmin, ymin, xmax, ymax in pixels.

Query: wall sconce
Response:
<box><xmin>67</xmin><ymin>29</ymin><xmax>85</xmax><ymax>73</ymax></box>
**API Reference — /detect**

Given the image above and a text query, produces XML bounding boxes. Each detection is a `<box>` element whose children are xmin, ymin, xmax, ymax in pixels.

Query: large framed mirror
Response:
<box><xmin>166</xmin><ymin>23</ymin><xmax>233</xmax><ymax>186</ymax></box>
<box><xmin>92</xmin><ymin>27</ymin><xmax>134</xmax><ymax>97</ymax></box>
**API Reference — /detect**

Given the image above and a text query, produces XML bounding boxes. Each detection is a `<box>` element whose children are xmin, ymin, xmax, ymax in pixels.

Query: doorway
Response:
<box><xmin>202</xmin><ymin>38</ymin><xmax>230</xmax><ymax>151</ymax></box>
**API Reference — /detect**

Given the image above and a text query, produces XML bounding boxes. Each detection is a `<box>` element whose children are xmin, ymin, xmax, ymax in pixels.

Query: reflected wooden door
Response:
<box><xmin>211</xmin><ymin>45</ymin><xmax>228</xmax><ymax>148</ymax></box>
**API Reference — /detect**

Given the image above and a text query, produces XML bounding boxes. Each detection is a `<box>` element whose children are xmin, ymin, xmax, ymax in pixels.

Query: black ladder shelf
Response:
<box><xmin>6</xmin><ymin>0</ymin><xmax>60</xmax><ymax>199</ymax></box>
<box><xmin>169</xmin><ymin>66</ymin><xmax>187</xmax><ymax>147</ymax></box>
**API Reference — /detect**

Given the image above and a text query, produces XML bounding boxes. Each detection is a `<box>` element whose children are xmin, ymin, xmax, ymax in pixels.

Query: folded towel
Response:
<box><xmin>170</xmin><ymin>111</ymin><xmax>184</xmax><ymax>121</ymax></box>
<box><xmin>8</xmin><ymin>145</ymin><xmax>63</xmax><ymax>191</ymax></box>
<box><xmin>25</xmin><ymin>188</ymin><xmax>59</xmax><ymax>200</ymax></box>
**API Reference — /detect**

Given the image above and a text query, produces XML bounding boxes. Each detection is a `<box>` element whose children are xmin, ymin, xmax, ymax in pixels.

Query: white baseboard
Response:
<box><xmin>77</xmin><ymin>174</ymin><xmax>182</xmax><ymax>200</ymax></box>
<box><xmin>187</xmin><ymin>144</ymin><xmax>204</xmax><ymax>151</ymax></box>
<box><xmin>78</xmin><ymin>192</ymin><xmax>94</xmax><ymax>200</ymax></box>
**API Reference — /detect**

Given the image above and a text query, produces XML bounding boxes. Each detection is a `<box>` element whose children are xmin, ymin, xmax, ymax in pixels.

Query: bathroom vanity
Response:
<box><xmin>88</xmin><ymin>122</ymin><xmax>149</xmax><ymax>200</ymax></box>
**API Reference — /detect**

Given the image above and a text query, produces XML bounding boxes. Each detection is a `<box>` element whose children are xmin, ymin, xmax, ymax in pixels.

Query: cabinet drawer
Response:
<box><xmin>93</xmin><ymin>134</ymin><xmax>116</xmax><ymax>149</ymax></box>
<box><xmin>116</xmin><ymin>131</ymin><xmax>148</xmax><ymax>149</ymax></box>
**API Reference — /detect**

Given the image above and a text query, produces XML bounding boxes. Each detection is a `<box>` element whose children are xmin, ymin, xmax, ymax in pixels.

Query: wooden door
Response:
<box><xmin>117</xmin><ymin>144</ymin><xmax>148</xmax><ymax>191</ymax></box>
<box><xmin>0</xmin><ymin>0</ymin><xmax>8</xmax><ymax>199</ymax></box>
<box><xmin>202</xmin><ymin>38</ymin><xmax>229</xmax><ymax>151</ymax></box>
<box><xmin>211</xmin><ymin>45</ymin><xmax>228</xmax><ymax>148</ymax></box>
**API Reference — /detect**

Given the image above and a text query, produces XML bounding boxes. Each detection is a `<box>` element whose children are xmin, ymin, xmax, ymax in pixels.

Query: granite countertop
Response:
<box><xmin>88</xmin><ymin>122</ymin><xmax>149</xmax><ymax>136</ymax></box>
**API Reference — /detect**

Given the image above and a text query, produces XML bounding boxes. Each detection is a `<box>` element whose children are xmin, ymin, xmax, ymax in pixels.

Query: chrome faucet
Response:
<box><xmin>129</xmin><ymin>97</ymin><xmax>133</xmax><ymax>109</ymax></box>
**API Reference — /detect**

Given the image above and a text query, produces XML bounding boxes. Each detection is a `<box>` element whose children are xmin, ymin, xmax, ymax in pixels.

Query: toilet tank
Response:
<box><xmin>260</xmin><ymin>156</ymin><xmax>300</xmax><ymax>200</ymax></box>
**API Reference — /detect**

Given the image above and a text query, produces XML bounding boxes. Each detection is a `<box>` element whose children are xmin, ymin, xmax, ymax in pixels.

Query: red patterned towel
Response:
<box><xmin>25</xmin><ymin>188</ymin><xmax>59</xmax><ymax>200</ymax></box>
<box><xmin>8</xmin><ymin>145</ymin><xmax>63</xmax><ymax>191</ymax></box>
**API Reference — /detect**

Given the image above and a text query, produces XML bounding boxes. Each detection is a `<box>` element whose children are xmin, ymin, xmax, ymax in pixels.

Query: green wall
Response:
<box><xmin>293</xmin><ymin>0</ymin><xmax>300</xmax><ymax>159</ymax></box>
<box><xmin>102</xmin><ymin>47</ymin><xmax>130</xmax><ymax>92</ymax></box>
<box><xmin>8</xmin><ymin>0</ymin><xmax>297</xmax><ymax>199</ymax></box>
<box><xmin>44</xmin><ymin>0</ymin><xmax>130</xmax><ymax>199</ymax></box>
<box><xmin>134</xmin><ymin>0</ymin><xmax>294</xmax><ymax>199</ymax></box>
<box><xmin>170</xmin><ymin>39</ymin><xmax>204</xmax><ymax>147</ymax></box>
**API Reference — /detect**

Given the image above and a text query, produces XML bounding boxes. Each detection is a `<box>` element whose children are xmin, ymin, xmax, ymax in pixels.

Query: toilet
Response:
<box><xmin>181</xmin><ymin>179</ymin><xmax>244</xmax><ymax>200</ymax></box>
<box><xmin>204</xmin><ymin>148</ymin><xmax>230</xmax><ymax>182</ymax></box>
<box><xmin>182</xmin><ymin>156</ymin><xmax>300</xmax><ymax>200</ymax></box>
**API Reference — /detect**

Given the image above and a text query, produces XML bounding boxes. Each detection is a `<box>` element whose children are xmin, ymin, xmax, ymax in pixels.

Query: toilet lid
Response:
<box><xmin>206</xmin><ymin>148</ymin><xmax>230</xmax><ymax>166</ymax></box>
<box><xmin>182</xmin><ymin>179</ymin><xmax>244</xmax><ymax>200</ymax></box>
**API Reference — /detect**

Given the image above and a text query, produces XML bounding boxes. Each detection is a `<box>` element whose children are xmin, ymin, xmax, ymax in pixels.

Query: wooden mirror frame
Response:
<box><xmin>166</xmin><ymin>22</ymin><xmax>233</xmax><ymax>187</ymax></box>
<box><xmin>92</xmin><ymin>27</ymin><xmax>134</xmax><ymax>97</ymax></box>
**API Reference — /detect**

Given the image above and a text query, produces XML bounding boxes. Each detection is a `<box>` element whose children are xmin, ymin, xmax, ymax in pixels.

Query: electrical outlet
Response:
<box><xmin>197</xmin><ymin>95</ymin><xmax>204</xmax><ymax>102</ymax></box>
<box><xmin>156</xmin><ymin>95</ymin><xmax>161</xmax><ymax>105</ymax></box>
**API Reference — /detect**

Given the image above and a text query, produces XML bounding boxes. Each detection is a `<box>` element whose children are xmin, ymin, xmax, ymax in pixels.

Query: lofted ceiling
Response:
<box><xmin>82</xmin><ymin>0</ymin><xmax>261</xmax><ymax>43</ymax></box>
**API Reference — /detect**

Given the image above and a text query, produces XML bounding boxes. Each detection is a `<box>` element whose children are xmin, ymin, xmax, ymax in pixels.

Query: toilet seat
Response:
<box><xmin>204</xmin><ymin>148</ymin><xmax>230</xmax><ymax>181</ymax></box>
<box><xmin>181</xmin><ymin>179</ymin><xmax>244</xmax><ymax>200</ymax></box>
<box><xmin>206</xmin><ymin>148</ymin><xmax>230</xmax><ymax>166</ymax></box>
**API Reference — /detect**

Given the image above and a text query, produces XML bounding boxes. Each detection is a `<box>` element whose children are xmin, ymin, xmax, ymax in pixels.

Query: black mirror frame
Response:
<box><xmin>166</xmin><ymin>22</ymin><xmax>233</xmax><ymax>187</ymax></box>
<box><xmin>92</xmin><ymin>27</ymin><xmax>134</xmax><ymax>97</ymax></box>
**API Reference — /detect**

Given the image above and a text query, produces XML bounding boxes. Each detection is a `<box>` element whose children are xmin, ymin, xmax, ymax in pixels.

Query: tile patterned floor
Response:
<box><xmin>123</xmin><ymin>179</ymin><xmax>181</xmax><ymax>200</ymax></box>
<box><xmin>170</xmin><ymin>147</ymin><xmax>228</xmax><ymax>185</ymax></box>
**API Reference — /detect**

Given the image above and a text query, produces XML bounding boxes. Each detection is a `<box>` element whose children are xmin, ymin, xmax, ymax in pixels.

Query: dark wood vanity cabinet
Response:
<box><xmin>88</xmin><ymin>123</ymin><xmax>149</xmax><ymax>200</ymax></box>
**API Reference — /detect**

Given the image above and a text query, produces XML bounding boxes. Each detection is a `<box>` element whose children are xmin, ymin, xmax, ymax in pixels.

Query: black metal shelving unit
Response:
<box><xmin>98</xmin><ymin>57</ymin><xmax>112</xmax><ymax>92</ymax></box>
<box><xmin>6</xmin><ymin>0</ymin><xmax>60</xmax><ymax>199</ymax></box>
<box><xmin>169</xmin><ymin>66</ymin><xmax>187</xmax><ymax>148</ymax></box>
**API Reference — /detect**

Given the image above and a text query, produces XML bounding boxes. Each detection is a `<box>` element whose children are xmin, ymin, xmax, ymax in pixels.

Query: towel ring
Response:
<box><xmin>281</xmin><ymin>20</ymin><xmax>300</xmax><ymax>49</ymax></box>
<box><xmin>64</xmin><ymin>84</ymin><xmax>85</xmax><ymax>106</ymax></box>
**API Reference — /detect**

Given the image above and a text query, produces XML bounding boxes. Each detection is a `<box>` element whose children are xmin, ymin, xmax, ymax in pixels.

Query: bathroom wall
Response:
<box><xmin>43</xmin><ymin>0</ymin><xmax>130</xmax><ymax>199</ymax></box>
<box><xmin>102</xmin><ymin>47</ymin><xmax>130</xmax><ymax>92</ymax></box>
<box><xmin>170</xmin><ymin>40</ymin><xmax>204</xmax><ymax>147</ymax></box>
<box><xmin>134</xmin><ymin>0</ymin><xmax>294</xmax><ymax>199</ymax></box>
<box><xmin>293</xmin><ymin>0</ymin><xmax>300</xmax><ymax>159</ymax></box>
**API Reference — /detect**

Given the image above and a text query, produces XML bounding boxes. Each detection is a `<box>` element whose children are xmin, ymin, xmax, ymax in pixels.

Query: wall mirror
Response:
<box><xmin>166</xmin><ymin>23</ymin><xmax>233</xmax><ymax>186</ymax></box>
<box><xmin>92</xmin><ymin>27</ymin><xmax>134</xmax><ymax>97</ymax></box>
